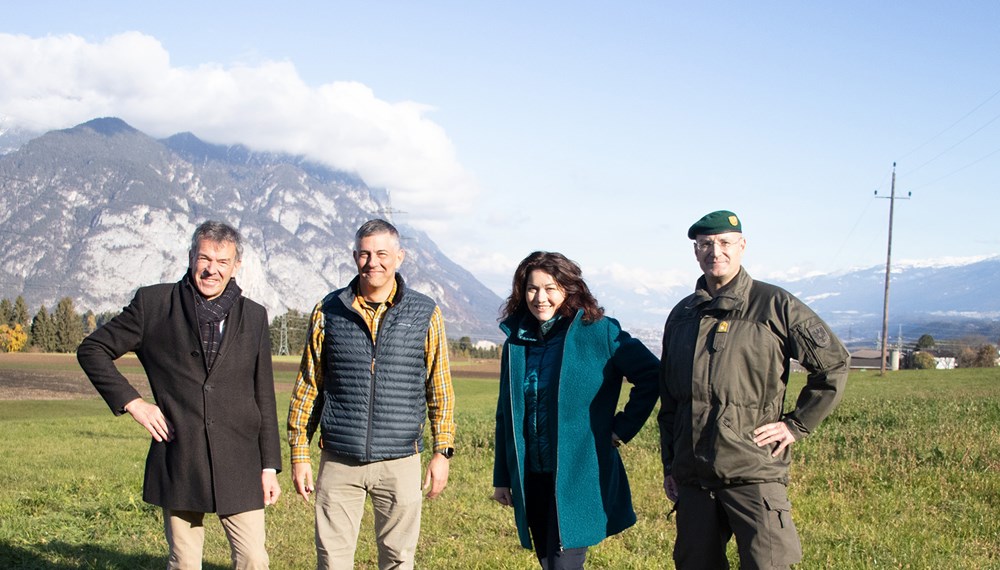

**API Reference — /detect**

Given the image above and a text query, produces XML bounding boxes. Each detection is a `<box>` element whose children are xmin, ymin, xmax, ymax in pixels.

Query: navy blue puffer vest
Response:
<box><xmin>318</xmin><ymin>275</ymin><xmax>436</xmax><ymax>462</ymax></box>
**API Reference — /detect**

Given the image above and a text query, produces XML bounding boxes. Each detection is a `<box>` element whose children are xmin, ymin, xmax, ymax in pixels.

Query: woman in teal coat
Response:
<box><xmin>492</xmin><ymin>251</ymin><xmax>660</xmax><ymax>569</ymax></box>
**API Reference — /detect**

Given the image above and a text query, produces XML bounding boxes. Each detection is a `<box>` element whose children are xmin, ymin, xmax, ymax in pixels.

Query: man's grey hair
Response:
<box><xmin>190</xmin><ymin>221</ymin><xmax>243</xmax><ymax>261</ymax></box>
<box><xmin>354</xmin><ymin>219</ymin><xmax>400</xmax><ymax>249</ymax></box>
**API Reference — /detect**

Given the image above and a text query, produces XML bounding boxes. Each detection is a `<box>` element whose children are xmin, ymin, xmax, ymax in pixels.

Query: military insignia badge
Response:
<box><xmin>808</xmin><ymin>323</ymin><xmax>831</xmax><ymax>347</ymax></box>
<box><xmin>728</xmin><ymin>215</ymin><xmax>739</xmax><ymax>227</ymax></box>
<box><xmin>717</xmin><ymin>321</ymin><xmax>730</xmax><ymax>333</ymax></box>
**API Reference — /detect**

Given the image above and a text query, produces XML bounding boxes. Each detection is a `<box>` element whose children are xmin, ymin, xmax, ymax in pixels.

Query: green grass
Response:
<box><xmin>1</xmin><ymin>368</ymin><xmax>999</xmax><ymax>568</ymax></box>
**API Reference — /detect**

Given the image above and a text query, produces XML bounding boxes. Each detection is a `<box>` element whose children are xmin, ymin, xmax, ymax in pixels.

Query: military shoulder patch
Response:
<box><xmin>808</xmin><ymin>323</ymin><xmax>831</xmax><ymax>347</ymax></box>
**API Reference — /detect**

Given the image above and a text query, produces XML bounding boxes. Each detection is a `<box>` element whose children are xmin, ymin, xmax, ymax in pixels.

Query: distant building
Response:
<box><xmin>849</xmin><ymin>349</ymin><xmax>885</xmax><ymax>370</ymax></box>
<box><xmin>474</xmin><ymin>340</ymin><xmax>498</xmax><ymax>351</ymax></box>
<box><xmin>935</xmin><ymin>356</ymin><xmax>957</xmax><ymax>370</ymax></box>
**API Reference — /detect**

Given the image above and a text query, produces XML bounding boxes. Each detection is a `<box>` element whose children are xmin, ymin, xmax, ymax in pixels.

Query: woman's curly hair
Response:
<box><xmin>500</xmin><ymin>251</ymin><xmax>604</xmax><ymax>323</ymax></box>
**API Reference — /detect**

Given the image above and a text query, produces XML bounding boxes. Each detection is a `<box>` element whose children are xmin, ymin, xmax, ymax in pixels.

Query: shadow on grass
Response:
<box><xmin>0</xmin><ymin>540</ymin><xmax>229</xmax><ymax>569</ymax></box>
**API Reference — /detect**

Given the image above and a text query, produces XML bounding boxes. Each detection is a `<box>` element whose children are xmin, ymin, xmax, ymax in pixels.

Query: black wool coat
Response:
<box><xmin>77</xmin><ymin>278</ymin><xmax>282</xmax><ymax>515</ymax></box>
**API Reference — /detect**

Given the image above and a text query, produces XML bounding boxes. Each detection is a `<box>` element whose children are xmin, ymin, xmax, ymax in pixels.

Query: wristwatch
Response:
<box><xmin>438</xmin><ymin>447</ymin><xmax>455</xmax><ymax>459</ymax></box>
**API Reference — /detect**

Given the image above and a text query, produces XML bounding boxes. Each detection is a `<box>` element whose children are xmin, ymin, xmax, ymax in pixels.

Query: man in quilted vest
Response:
<box><xmin>287</xmin><ymin>218</ymin><xmax>455</xmax><ymax>570</ymax></box>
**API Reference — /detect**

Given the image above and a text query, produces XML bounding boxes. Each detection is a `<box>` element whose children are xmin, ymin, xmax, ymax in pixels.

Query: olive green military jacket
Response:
<box><xmin>658</xmin><ymin>268</ymin><xmax>849</xmax><ymax>488</ymax></box>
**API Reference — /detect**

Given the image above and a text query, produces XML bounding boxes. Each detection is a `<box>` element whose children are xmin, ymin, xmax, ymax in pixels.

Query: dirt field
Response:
<box><xmin>0</xmin><ymin>353</ymin><xmax>124</xmax><ymax>400</ymax></box>
<box><xmin>0</xmin><ymin>353</ymin><xmax>499</xmax><ymax>400</ymax></box>
<box><xmin>449</xmin><ymin>359</ymin><xmax>501</xmax><ymax>379</ymax></box>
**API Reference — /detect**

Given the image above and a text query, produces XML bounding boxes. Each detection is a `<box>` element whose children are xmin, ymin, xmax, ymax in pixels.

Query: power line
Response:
<box><xmin>829</xmin><ymin>192</ymin><xmax>878</xmax><ymax>269</ymax></box>
<box><xmin>896</xmin><ymin>85</ymin><xmax>1000</xmax><ymax>163</ymax></box>
<box><xmin>901</xmin><ymin>109</ymin><xmax>1000</xmax><ymax>178</ymax></box>
<box><xmin>906</xmin><ymin>143</ymin><xmax>1000</xmax><ymax>192</ymax></box>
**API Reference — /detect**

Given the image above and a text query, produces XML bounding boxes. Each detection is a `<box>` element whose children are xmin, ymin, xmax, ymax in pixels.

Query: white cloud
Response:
<box><xmin>894</xmin><ymin>255</ymin><xmax>997</xmax><ymax>269</ymax></box>
<box><xmin>756</xmin><ymin>254</ymin><xmax>1000</xmax><ymax>284</ymax></box>
<box><xmin>803</xmin><ymin>292</ymin><xmax>841</xmax><ymax>304</ymax></box>
<box><xmin>589</xmin><ymin>263</ymin><xmax>693</xmax><ymax>296</ymax></box>
<box><xmin>447</xmin><ymin>245</ymin><xmax>521</xmax><ymax>296</ymax></box>
<box><xmin>0</xmin><ymin>32</ymin><xmax>478</xmax><ymax>226</ymax></box>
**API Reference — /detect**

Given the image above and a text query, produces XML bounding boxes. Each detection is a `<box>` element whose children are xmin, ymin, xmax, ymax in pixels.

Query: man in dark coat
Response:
<box><xmin>78</xmin><ymin>220</ymin><xmax>282</xmax><ymax>570</ymax></box>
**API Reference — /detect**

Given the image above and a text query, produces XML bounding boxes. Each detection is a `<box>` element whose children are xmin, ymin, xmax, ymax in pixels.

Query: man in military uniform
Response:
<box><xmin>658</xmin><ymin>210</ymin><xmax>849</xmax><ymax>569</ymax></box>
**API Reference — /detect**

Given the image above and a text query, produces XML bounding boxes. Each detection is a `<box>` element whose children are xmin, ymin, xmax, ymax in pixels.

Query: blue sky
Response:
<box><xmin>3</xmin><ymin>2</ymin><xmax>999</xmax><ymax>303</ymax></box>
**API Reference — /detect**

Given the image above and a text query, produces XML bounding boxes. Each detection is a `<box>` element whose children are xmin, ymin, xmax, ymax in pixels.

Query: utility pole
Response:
<box><xmin>875</xmin><ymin>163</ymin><xmax>911</xmax><ymax>375</ymax></box>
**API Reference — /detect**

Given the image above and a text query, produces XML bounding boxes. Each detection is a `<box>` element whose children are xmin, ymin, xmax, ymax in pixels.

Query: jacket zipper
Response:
<box><xmin>365</xmin><ymin>307</ymin><xmax>385</xmax><ymax>462</ymax></box>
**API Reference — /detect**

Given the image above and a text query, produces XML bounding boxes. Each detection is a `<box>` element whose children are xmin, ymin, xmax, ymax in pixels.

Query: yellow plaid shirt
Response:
<box><xmin>286</xmin><ymin>280</ymin><xmax>455</xmax><ymax>464</ymax></box>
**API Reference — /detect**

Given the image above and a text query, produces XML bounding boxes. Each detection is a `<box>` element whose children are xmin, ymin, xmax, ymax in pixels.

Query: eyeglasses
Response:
<box><xmin>694</xmin><ymin>238</ymin><xmax>742</xmax><ymax>253</ymax></box>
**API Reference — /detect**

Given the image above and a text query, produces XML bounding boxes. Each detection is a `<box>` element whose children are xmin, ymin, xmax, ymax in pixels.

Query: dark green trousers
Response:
<box><xmin>674</xmin><ymin>482</ymin><xmax>802</xmax><ymax>570</ymax></box>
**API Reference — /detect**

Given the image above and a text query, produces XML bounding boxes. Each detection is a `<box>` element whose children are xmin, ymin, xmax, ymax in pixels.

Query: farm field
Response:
<box><xmin>0</xmin><ymin>354</ymin><xmax>998</xmax><ymax>569</ymax></box>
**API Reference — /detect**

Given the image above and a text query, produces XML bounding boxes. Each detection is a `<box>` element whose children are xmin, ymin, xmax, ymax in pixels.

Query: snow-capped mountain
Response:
<box><xmin>780</xmin><ymin>257</ymin><xmax>1000</xmax><ymax>345</ymax></box>
<box><xmin>0</xmin><ymin>118</ymin><xmax>503</xmax><ymax>340</ymax></box>
<box><xmin>592</xmin><ymin>257</ymin><xmax>1000</xmax><ymax>350</ymax></box>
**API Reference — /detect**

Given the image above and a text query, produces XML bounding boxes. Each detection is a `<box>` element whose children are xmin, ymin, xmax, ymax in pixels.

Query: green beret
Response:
<box><xmin>688</xmin><ymin>210</ymin><xmax>742</xmax><ymax>239</ymax></box>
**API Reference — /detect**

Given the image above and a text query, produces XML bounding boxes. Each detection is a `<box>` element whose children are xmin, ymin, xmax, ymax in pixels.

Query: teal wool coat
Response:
<box><xmin>493</xmin><ymin>310</ymin><xmax>660</xmax><ymax>550</ymax></box>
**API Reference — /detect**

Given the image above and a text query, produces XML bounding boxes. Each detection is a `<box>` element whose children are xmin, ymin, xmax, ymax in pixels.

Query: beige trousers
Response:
<box><xmin>314</xmin><ymin>451</ymin><xmax>423</xmax><ymax>570</ymax></box>
<box><xmin>164</xmin><ymin>508</ymin><xmax>268</xmax><ymax>570</ymax></box>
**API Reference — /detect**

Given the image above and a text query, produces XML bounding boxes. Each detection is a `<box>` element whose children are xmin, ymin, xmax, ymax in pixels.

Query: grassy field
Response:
<box><xmin>0</xmin><ymin>356</ymin><xmax>998</xmax><ymax>569</ymax></box>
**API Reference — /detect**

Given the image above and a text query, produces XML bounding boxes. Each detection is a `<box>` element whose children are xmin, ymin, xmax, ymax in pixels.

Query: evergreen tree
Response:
<box><xmin>13</xmin><ymin>296</ymin><xmax>30</xmax><ymax>329</ymax></box>
<box><xmin>54</xmin><ymin>297</ymin><xmax>85</xmax><ymax>353</ymax></box>
<box><xmin>31</xmin><ymin>306</ymin><xmax>58</xmax><ymax>352</ymax></box>
<box><xmin>916</xmin><ymin>334</ymin><xmax>936</xmax><ymax>350</ymax></box>
<box><xmin>0</xmin><ymin>298</ymin><xmax>11</xmax><ymax>325</ymax></box>
<box><xmin>95</xmin><ymin>310</ymin><xmax>119</xmax><ymax>329</ymax></box>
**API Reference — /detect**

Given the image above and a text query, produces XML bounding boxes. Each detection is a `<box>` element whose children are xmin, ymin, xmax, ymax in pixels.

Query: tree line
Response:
<box><xmin>266</xmin><ymin>310</ymin><xmax>501</xmax><ymax>360</ymax></box>
<box><xmin>908</xmin><ymin>333</ymin><xmax>998</xmax><ymax>369</ymax></box>
<box><xmin>7</xmin><ymin>297</ymin><xmax>988</xmax><ymax>368</ymax></box>
<box><xmin>0</xmin><ymin>296</ymin><xmax>113</xmax><ymax>353</ymax></box>
<box><xmin>1</xmin><ymin>298</ymin><xmax>503</xmax><ymax>360</ymax></box>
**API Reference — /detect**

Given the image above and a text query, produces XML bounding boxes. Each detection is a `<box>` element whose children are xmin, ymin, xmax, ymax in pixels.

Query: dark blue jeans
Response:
<box><xmin>524</xmin><ymin>471</ymin><xmax>589</xmax><ymax>570</ymax></box>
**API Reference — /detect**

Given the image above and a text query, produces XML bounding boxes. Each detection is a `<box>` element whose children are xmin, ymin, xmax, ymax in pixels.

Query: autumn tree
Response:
<box><xmin>957</xmin><ymin>344</ymin><xmax>998</xmax><ymax>368</ymax></box>
<box><xmin>82</xmin><ymin>310</ymin><xmax>98</xmax><ymax>335</ymax></box>
<box><xmin>912</xmin><ymin>351</ymin><xmax>936</xmax><ymax>370</ymax></box>
<box><xmin>2</xmin><ymin>297</ymin><xmax>33</xmax><ymax>346</ymax></box>
<box><xmin>0</xmin><ymin>324</ymin><xmax>28</xmax><ymax>352</ymax></box>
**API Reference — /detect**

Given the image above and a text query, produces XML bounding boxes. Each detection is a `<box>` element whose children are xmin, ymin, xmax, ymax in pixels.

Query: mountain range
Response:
<box><xmin>600</xmin><ymin>257</ymin><xmax>1000</xmax><ymax>351</ymax></box>
<box><xmin>0</xmin><ymin>118</ymin><xmax>504</xmax><ymax>340</ymax></box>
<box><xmin>1</xmin><ymin>117</ymin><xmax>996</xmax><ymax>349</ymax></box>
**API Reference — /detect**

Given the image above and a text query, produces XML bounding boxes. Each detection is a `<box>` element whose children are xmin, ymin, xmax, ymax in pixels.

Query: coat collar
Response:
<box><xmin>500</xmin><ymin>309</ymin><xmax>581</xmax><ymax>341</ymax></box>
<box><xmin>687</xmin><ymin>267</ymin><xmax>753</xmax><ymax>314</ymax></box>
<box><xmin>341</xmin><ymin>273</ymin><xmax>407</xmax><ymax>307</ymax></box>
<box><xmin>179</xmin><ymin>274</ymin><xmax>244</xmax><ymax>376</ymax></box>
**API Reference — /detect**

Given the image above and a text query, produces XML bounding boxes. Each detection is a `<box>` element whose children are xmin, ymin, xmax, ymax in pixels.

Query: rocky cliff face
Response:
<box><xmin>0</xmin><ymin>117</ymin><xmax>503</xmax><ymax>340</ymax></box>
